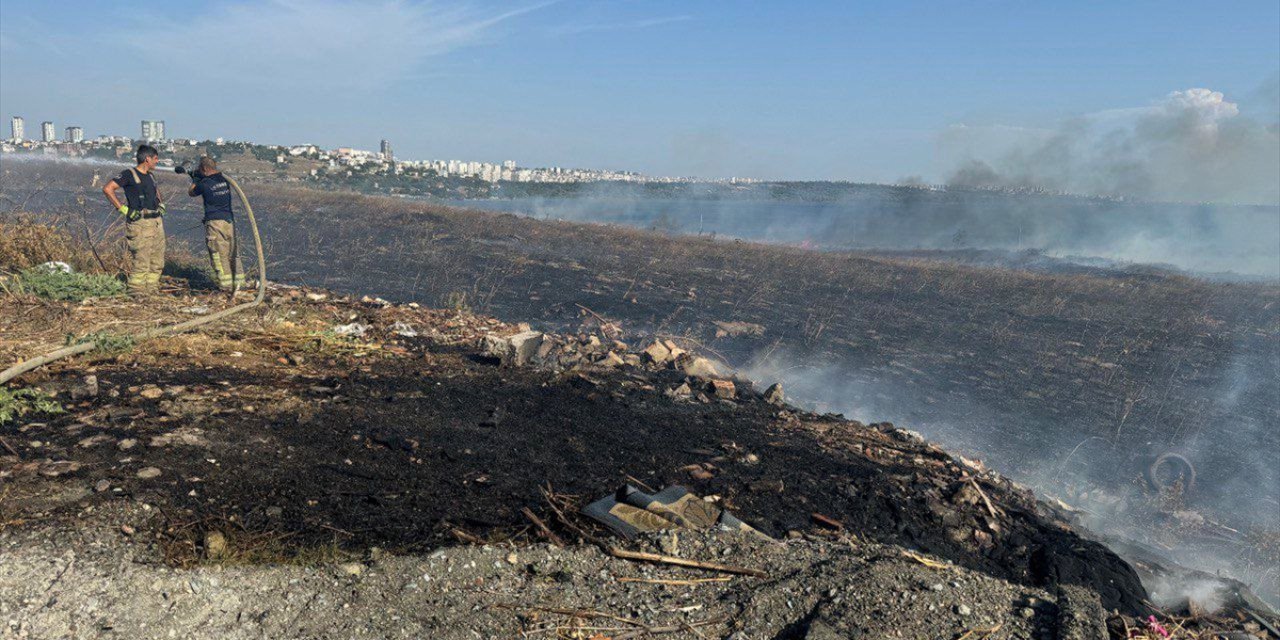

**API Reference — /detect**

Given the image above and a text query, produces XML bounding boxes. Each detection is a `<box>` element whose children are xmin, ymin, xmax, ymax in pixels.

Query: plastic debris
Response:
<box><xmin>333</xmin><ymin>323</ymin><xmax>370</xmax><ymax>337</ymax></box>
<box><xmin>38</xmin><ymin>261</ymin><xmax>74</xmax><ymax>273</ymax></box>
<box><xmin>390</xmin><ymin>321</ymin><xmax>419</xmax><ymax>337</ymax></box>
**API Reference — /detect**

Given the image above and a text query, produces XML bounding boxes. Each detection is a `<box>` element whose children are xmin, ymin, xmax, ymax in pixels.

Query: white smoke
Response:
<box><xmin>1147</xmin><ymin>574</ymin><xmax>1229</xmax><ymax>614</ymax></box>
<box><xmin>944</xmin><ymin>86</ymin><xmax>1280</xmax><ymax>205</ymax></box>
<box><xmin>1162</xmin><ymin>88</ymin><xmax>1239</xmax><ymax>127</ymax></box>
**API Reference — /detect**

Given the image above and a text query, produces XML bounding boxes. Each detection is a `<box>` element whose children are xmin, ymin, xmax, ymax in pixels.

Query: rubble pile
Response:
<box><xmin>482</xmin><ymin>327</ymin><xmax>746</xmax><ymax>403</ymax></box>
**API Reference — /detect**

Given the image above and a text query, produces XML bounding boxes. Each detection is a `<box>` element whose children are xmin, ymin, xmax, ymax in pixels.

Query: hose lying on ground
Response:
<box><xmin>0</xmin><ymin>176</ymin><xmax>266</xmax><ymax>386</ymax></box>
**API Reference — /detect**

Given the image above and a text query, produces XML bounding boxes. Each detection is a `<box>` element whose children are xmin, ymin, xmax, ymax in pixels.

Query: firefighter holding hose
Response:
<box><xmin>186</xmin><ymin>157</ymin><xmax>245</xmax><ymax>292</ymax></box>
<box><xmin>102</xmin><ymin>144</ymin><xmax>167</xmax><ymax>296</ymax></box>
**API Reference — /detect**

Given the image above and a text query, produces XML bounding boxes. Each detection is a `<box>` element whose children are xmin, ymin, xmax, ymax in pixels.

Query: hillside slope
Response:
<box><xmin>1</xmin><ymin>281</ymin><xmax>1266</xmax><ymax>637</ymax></box>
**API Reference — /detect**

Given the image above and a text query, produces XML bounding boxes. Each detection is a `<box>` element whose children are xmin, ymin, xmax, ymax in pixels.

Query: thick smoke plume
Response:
<box><xmin>944</xmin><ymin>88</ymin><xmax>1280</xmax><ymax>205</ymax></box>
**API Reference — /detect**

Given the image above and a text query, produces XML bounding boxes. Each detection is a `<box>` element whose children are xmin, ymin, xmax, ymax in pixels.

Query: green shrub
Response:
<box><xmin>0</xmin><ymin>387</ymin><xmax>63</xmax><ymax>425</ymax></box>
<box><xmin>68</xmin><ymin>331</ymin><xmax>136</xmax><ymax>353</ymax></box>
<box><xmin>12</xmin><ymin>267</ymin><xmax>125</xmax><ymax>302</ymax></box>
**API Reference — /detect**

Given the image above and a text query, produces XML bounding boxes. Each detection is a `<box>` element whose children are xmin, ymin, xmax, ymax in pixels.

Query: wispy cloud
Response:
<box><xmin>550</xmin><ymin>14</ymin><xmax>692</xmax><ymax>37</ymax></box>
<box><xmin>137</xmin><ymin>0</ymin><xmax>557</xmax><ymax>91</ymax></box>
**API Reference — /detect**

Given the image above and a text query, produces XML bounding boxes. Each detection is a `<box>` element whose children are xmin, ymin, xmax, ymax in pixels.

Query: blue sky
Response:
<box><xmin>1</xmin><ymin>0</ymin><xmax>1277</xmax><ymax>182</ymax></box>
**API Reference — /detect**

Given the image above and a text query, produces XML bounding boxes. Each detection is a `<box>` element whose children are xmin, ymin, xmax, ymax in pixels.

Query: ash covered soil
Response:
<box><xmin>9</xmin><ymin>162</ymin><xmax>1279</xmax><ymax>515</ymax></box>
<box><xmin>0</xmin><ymin>284</ymin><xmax>1266</xmax><ymax>638</ymax></box>
<box><xmin>3</xmin><ymin>162</ymin><xmax>1278</xmax><ymax>638</ymax></box>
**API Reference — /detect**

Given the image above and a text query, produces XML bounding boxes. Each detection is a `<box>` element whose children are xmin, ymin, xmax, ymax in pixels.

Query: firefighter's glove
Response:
<box><xmin>157</xmin><ymin>203</ymin><xmax>167</xmax><ymax>217</ymax></box>
<box><xmin>118</xmin><ymin>205</ymin><xmax>141</xmax><ymax>221</ymax></box>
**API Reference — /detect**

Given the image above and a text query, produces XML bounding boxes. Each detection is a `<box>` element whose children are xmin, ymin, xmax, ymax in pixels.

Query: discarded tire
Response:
<box><xmin>1146</xmin><ymin>452</ymin><xmax>1196</xmax><ymax>494</ymax></box>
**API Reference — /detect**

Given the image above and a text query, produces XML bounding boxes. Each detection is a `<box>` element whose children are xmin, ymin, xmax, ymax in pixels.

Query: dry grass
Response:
<box><xmin>0</xmin><ymin>216</ymin><xmax>114</xmax><ymax>274</ymax></box>
<box><xmin>159</xmin><ymin>517</ymin><xmax>358</xmax><ymax>569</ymax></box>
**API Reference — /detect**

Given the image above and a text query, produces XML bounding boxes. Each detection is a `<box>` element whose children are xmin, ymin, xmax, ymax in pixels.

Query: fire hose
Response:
<box><xmin>0</xmin><ymin>175</ymin><xmax>266</xmax><ymax>386</ymax></box>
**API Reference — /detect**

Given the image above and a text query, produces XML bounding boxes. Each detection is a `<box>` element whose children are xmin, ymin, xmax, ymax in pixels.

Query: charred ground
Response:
<box><xmin>0</xmin><ymin>285</ymin><xmax>1140</xmax><ymax>600</ymax></box>
<box><xmin>2</xmin><ymin>282</ymin><xmax>1207</xmax><ymax>637</ymax></box>
<box><xmin>9</xmin><ymin>162</ymin><xmax>1274</xmax><ymax>513</ymax></box>
<box><xmin>2</xmin><ymin>160</ymin><xmax>1279</xmax><ymax>636</ymax></box>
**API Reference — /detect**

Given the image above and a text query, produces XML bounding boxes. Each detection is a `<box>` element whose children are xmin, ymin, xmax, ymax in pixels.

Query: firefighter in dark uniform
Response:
<box><xmin>102</xmin><ymin>145</ymin><xmax>167</xmax><ymax>295</ymax></box>
<box><xmin>186</xmin><ymin>157</ymin><xmax>244</xmax><ymax>291</ymax></box>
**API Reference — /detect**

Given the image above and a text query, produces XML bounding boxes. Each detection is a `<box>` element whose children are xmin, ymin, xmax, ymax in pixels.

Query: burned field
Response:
<box><xmin>6</xmin><ymin>162</ymin><xmax>1280</xmax><ymax>550</ymax></box>
<box><xmin>227</xmin><ymin>180</ymin><xmax>1278</xmax><ymax>514</ymax></box>
<box><xmin>2</xmin><ymin>161</ymin><xmax>1279</xmax><ymax>636</ymax></box>
<box><xmin>1</xmin><ymin>284</ymin><xmax>1172</xmax><ymax>636</ymax></box>
<box><xmin>9</xmin><ymin>162</ymin><xmax>1276</xmax><ymax>506</ymax></box>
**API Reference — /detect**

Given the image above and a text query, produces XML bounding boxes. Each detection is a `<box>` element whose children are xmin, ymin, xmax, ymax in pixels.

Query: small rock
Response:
<box><xmin>685</xmin><ymin>465</ymin><xmax>715</xmax><ymax>481</ymax></box>
<box><xmin>265</xmin><ymin>506</ymin><xmax>283</xmax><ymax>518</ymax></box>
<box><xmin>1020</xmin><ymin>607</ymin><xmax>1035</xmax><ymax>619</ymax></box>
<box><xmin>483</xmin><ymin>330</ymin><xmax>544</xmax><ymax>366</ymax></box>
<box><xmin>136</xmin><ymin>467</ymin><xmax>162</xmax><ymax>479</ymax></box>
<box><xmin>117</xmin><ymin>438</ymin><xmax>137</xmax><ymax>450</ymax></box>
<box><xmin>764</xmin><ymin>383</ymin><xmax>785</xmax><ymax>405</ymax></box>
<box><xmin>659</xmin><ymin>532</ymin><xmax>680</xmax><ymax>555</ymax></box>
<box><xmin>71</xmin><ymin>375</ymin><xmax>99</xmax><ymax>401</ymax></box>
<box><xmin>535</xmin><ymin>339</ymin><xmax>558</xmax><ymax>362</ymax></box>
<box><xmin>708</xmin><ymin>379</ymin><xmax>736</xmax><ymax>399</ymax></box>
<box><xmin>801</xmin><ymin>619</ymin><xmax>844</xmax><ymax>640</ymax></box>
<box><xmin>120</xmin><ymin>524</ymin><xmax>135</xmax><ymax>536</ymax></box>
<box><xmin>94</xmin><ymin>479</ymin><xmax>111</xmax><ymax>493</ymax></box>
<box><xmin>663</xmin><ymin>340</ymin><xmax>686</xmax><ymax>359</ymax></box>
<box><xmin>892</xmin><ymin>428</ymin><xmax>926</xmax><ymax>444</ymax></box>
<box><xmin>677</xmin><ymin>355</ymin><xmax>721</xmax><ymax>380</ymax></box>
<box><xmin>505</xmin><ymin>552</ymin><xmax>519</xmax><ymax>565</ymax></box>
<box><xmin>666</xmin><ymin>383</ymin><xmax>693</xmax><ymax>398</ymax></box>
<box><xmin>78</xmin><ymin>434</ymin><xmax>113</xmax><ymax>448</ymax></box>
<box><xmin>338</xmin><ymin>563</ymin><xmax>364</xmax><ymax>577</ymax></box>
<box><xmin>955</xmin><ymin>604</ymin><xmax>971</xmax><ymax>617</ymax></box>
<box><xmin>138</xmin><ymin>387</ymin><xmax>163</xmax><ymax>400</ymax></box>
<box><xmin>642</xmin><ymin>341</ymin><xmax>672</xmax><ymax>364</ymax></box>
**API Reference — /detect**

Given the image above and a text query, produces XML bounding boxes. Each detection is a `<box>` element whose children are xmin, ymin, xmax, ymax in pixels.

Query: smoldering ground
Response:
<box><xmin>738</xmin><ymin>343</ymin><xmax>1280</xmax><ymax>609</ymax></box>
<box><xmin>467</xmin><ymin>179</ymin><xmax>1279</xmax><ymax>279</ymax></box>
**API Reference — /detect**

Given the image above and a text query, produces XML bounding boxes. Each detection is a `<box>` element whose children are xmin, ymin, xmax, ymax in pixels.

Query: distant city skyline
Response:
<box><xmin>2</xmin><ymin>1</ymin><xmax>1277</xmax><ymax>191</ymax></box>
